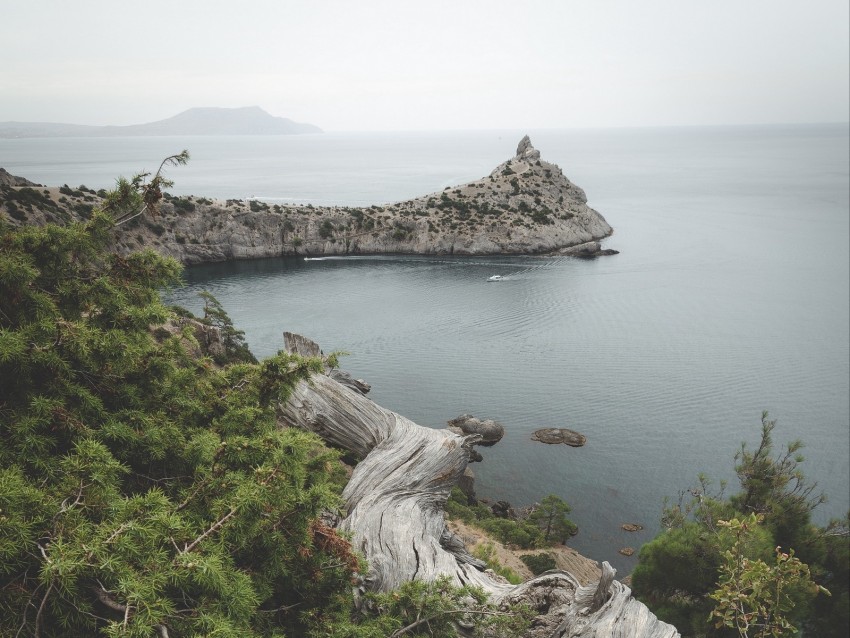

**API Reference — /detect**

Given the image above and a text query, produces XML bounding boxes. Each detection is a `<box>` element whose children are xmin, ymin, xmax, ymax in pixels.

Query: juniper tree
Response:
<box><xmin>0</xmin><ymin>207</ymin><xmax>357</xmax><ymax>636</ymax></box>
<box><xmin>0</xmin><ymin>174</ymin><xmax>537</xmax><ymax>637</ymax></box>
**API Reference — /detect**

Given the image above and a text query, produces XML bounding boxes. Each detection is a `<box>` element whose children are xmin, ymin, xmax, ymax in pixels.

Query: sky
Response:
<box><xmin>1</xmin><ymin>0</ymin><xmax>848</xmax><ymax>131</ymax></box>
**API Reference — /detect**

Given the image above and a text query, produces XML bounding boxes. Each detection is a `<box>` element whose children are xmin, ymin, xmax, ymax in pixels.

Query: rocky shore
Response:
<box><xmin>0</xmin><ymin>136</ymin><xmax>616</xmax><ymax>264</ymax></box>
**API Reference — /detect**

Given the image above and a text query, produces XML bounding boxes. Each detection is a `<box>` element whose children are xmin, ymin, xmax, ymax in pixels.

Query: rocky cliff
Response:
<box><xmin>1</xmin><ymin>136</ymin><xmax>615</xmax><ymax>263</ymax></box>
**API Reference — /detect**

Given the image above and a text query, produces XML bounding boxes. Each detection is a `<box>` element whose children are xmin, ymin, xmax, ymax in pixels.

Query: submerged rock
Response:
<box><xmin>531</xmin><ymin>428</ymin><xmax>587</xmax><ymax>447</ymax></box>
<box><xmin>621</xmin><ymin>523</ymin><xmax>644</xmax><ymax>532</ymax></box>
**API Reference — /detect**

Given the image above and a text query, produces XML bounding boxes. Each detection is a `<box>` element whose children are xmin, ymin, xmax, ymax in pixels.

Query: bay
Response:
<box><xmin>3</xmin><ymin>125</ymin><xmax>848</xmax><ymax>573</ymax></box>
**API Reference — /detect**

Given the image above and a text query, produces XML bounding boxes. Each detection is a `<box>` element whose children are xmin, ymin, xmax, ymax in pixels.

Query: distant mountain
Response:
<box><xmin>0</xmin><ymin>107</ymin><xmax>321</xmax><ymax>138</ymax></box>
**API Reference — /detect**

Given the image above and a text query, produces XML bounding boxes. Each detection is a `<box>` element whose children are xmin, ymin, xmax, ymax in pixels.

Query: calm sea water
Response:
<box><xmin>3</xmin><ymin>125</ymin><xmax>848</xmax><ymax>573</ymax></box>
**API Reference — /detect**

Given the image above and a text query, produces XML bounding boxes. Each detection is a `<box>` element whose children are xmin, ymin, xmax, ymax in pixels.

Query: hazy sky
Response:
<box><xmin>1</xmin><ymin>0</ymin><xmax>847</xmax><ymax>131</ymax></box>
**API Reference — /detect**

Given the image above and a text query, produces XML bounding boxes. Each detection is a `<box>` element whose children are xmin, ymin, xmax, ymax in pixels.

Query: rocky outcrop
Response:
<box><xmin>1</xmin><ymin>137</ymin><xmax>615</xmax><ymax>263</ymax></box>
<box><xmin>0</xmin><ymin>168</ymin><xmax>39</xmax><ymax>187</ymax></box>
<box><xmin>556</xmin><ymin>240</ymin><xmax>619</xmax><ymax>258</ymax></box>
<box><xmin>279</xmin><ymin>333</ymin><xmax>678</xmax><ymax>637</ymax></box>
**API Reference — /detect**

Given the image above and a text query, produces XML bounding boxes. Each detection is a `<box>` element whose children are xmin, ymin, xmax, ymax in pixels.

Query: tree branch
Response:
<box><xmin>389</xmin><ymin>608</ymin><xmax>515</xmax><ymax>637</ymax></box>
<box><xmin>183</xmin><ymin>507</ymin><xmax>237</xmax><ymax>554</ymax></box>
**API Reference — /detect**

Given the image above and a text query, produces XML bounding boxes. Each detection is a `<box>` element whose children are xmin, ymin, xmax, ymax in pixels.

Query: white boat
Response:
<box><xmin>487</xmin><ymin>275</ymin><xmax>504</xmax><ymax>282</ymax></box>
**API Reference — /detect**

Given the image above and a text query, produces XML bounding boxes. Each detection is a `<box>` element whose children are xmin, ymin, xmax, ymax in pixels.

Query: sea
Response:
<box><xmin>2</xmin><ymin>124</ymin><xmax>848</xmax><ymax>574</ymax></box>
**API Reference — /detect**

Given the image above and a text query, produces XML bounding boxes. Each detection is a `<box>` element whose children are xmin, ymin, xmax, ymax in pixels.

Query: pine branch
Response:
<box><xmin>33</xmin><ymin>581</ymin><xmax>54</xmax><ymax>638</ymax></box>
<box><xmin>389</xmin><ymin>608</ymin><xmax>517</xmax><ymax>637</ymax></box>
<box><xmin>182</xmin><ymin>507</ymin><xmax>237</xmax><ymax>554</ymax></box>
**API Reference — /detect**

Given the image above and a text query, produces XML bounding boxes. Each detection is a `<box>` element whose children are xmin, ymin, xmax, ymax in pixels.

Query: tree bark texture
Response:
<box><xmin>278</xmin><ymin>353</ymin><xmax>679</xmax><ymax>638</ymax></box>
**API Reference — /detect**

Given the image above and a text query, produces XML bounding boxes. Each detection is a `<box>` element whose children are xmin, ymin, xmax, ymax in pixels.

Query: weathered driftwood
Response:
<box><xmin>278</xmin><ymin>338</ymin><xmax>679</xmax><ymax>637</ymax></box>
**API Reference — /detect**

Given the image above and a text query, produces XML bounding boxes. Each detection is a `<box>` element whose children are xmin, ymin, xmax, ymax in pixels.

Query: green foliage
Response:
<box><xmin>520</xmin><ymin>553</ymin><xmax>557</xmax><ymax>575</ymax></box>
<box><xmin>1</xmin><ymin>185</ymin><xmax>60</xmax><ymax>216</ymax></box>
<box><xmin>633</xmin><ymin>414</ymin><xmax>849</xmax><ymax>637</ymax></box>
<box><xmin>632</xmin><ymin>520</ymin><xmax>772</xmax><ymax>635</ymax></box>
<box><xmin>730</xmin><ymin>412</ymin><xmax>825</xmax><ymax>551</ymax></box>
<box><xmin>0</xmin><ymin>206</ymin><xmax>359</xmax><ymax>636</ymax></box>
<box><xmin>473</xmin><ymin>543</ymin><xmax>523</xmax><ymax>584</ymax></box>
<box><xmin>102</xmin><ymin>150</ymin><xmax>190</xmax><ymax>226</ymax></box>
<box><xmin>709</xmin><ymin>515</ymin><xmax>826</xmax><ymax>638</ymax></box>
<box><xmin>319</xmin><ymin>219</ymin><xmax>335</xmax><ymax>239</ymax></box>
<box><xmin>307</xmin><ymin>576</ymin><xmax>534</xmax><ymax>637</ymax></box>
<box><xmin>528</xmin><ymin>494</ymin><xmax>577</xmax><ymax>543</ymax></box>
<box><xmin>198</xmin><ymin>290</ymin><xmax>257</xmax><ymax>365</ymax></box>
<box><xmin>445</xmin><ymin>489</ymin><xmax>544</xmax><ymax>549</ymax></box>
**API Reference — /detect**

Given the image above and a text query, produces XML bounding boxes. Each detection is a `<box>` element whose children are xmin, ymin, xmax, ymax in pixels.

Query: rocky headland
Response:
<box><xmin>0</xmin><ymin>136</ymin><xmax>616</xmax><ymax>263</ymax></box>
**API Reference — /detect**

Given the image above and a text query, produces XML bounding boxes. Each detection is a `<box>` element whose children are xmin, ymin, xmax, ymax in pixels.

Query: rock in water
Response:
<box><xmin>447</xmin><ymin>414</ymin><xmax>505</xmax><ymax>445</ymax></box>
<box><xmin>531</xmin><ymin>428</ymin><xmax>587</xmax><ymax>447</ymax></box>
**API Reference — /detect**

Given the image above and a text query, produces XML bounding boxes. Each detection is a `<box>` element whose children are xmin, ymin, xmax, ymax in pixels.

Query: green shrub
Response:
<box><xmin>474</xmin><ymin>543</ymin><xmax>523</xmax><ymax>584</ymax></box>
<box><xmin>0</xmin><ymin>211</ymin><xmax>360</xmax><ymax>637</ymax></box>
<box><xmin>319</xmin><ymin>219</ymin><xmax>334</xmax><ymax>239</ymax></box>
<box><xmin>520</xmin><ymin>553</ymin><xmax>557</xmax><ymax>575</ymax></box>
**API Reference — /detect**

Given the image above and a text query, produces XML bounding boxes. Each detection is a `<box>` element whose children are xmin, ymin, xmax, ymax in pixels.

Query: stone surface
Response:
<box><xmin>531</xmin><ymin>428</ymin><xmax>587</xmax><ymax>447</ymax></box>
<box><xmin>622</xmin><ymin>523</ymin><xmax>644</xmax><ymax>532</ymax></box>
<box><xmin>491</xmin><ymin>500</ymin><xmax>517</xmax><ymax>520</ymax></box>
<box><xmin>447</xmin><ymin>414</ymin><xmax>505</xmax><ymax>446</ymax></box>
<box><xmin>457</xmin><ymin>467</ymin><xmax>477</xmax><ymax>505</ymax></box>
<box><xmin>516</xmin><ymin>134</ymin><xmax>541</xmax><ymax>162</ymax></box>
<box><xmin>557</xmin><ymin>240</ymin><xmax>620</xmax><ymax>258</ymax></box>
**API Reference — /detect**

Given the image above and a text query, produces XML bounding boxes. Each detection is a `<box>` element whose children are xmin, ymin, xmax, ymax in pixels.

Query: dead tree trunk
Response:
<box><xmin>278</xmin><ymin>339</ymin><xmax>679</xmax><ymax>638</ymax></box>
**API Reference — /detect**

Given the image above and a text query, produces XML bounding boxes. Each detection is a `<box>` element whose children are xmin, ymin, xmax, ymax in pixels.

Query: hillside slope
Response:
<box><xmin>0</xmin><ymin>106</ymin><xmax>320</xmax><ymax>138</ymax></box>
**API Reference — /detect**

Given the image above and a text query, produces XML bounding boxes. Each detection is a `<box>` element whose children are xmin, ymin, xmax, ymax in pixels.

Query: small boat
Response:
<box><xmin>487</xmin><ymin>275</ymin><xmax>504</xmax><ymax>282</ymax></box>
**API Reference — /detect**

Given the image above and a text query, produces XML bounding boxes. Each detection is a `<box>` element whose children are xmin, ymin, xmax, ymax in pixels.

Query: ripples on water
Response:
<box><xmin>5</xmin><ymin>125</ymin><xmax>848</xmax><ymax>572</ymax></box>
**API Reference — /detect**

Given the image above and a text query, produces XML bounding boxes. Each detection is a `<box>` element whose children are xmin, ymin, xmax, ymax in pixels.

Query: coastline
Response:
<box><xmin>1</xmin><ymin>136</ymin><xmax>616</xmax><ymax>265</ymax></box>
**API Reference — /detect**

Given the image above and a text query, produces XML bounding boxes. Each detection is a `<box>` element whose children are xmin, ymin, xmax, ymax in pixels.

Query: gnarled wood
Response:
<box><xmin>278</xmin><ymin>338</ymin><xmax>679</xmax><ymax>637</ymax></box>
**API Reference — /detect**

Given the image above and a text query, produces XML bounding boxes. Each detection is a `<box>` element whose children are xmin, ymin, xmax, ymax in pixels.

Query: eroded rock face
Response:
<box><xmin>516</xmin><ymin>135</ymin><xmax>541</xmax><ymax>162</ymax></box>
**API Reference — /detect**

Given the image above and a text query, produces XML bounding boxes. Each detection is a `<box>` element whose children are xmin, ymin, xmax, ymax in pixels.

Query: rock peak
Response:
<box><xmin>515</xmin><ymin>135</ymin><xmax>540</xmax><ymax>161</ymax></box>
